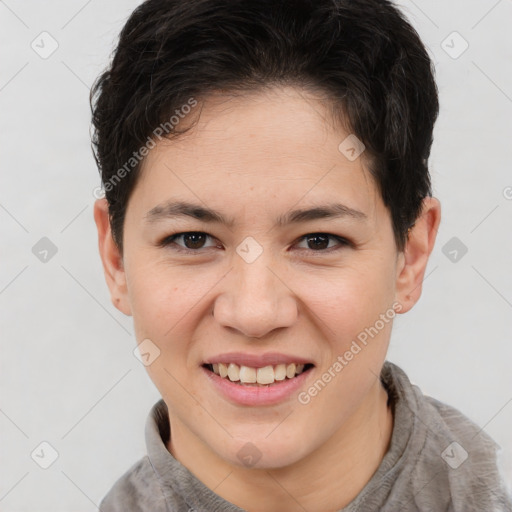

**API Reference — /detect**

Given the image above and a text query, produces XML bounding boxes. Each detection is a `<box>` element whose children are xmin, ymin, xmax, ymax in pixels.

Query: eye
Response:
<box><xmin>159</xmin><ymin>232</ymin><xmax>219</xmax><ymax>253</ymax></box>
<box><xmin>159</xmin><ymin>231</ymin><xmax>350</xmax><ymax>254</ymax></box>
<box><xmin>294</xmin><ymin>233</ymin><xmax>350</xmax><ymax>253</ymax></box>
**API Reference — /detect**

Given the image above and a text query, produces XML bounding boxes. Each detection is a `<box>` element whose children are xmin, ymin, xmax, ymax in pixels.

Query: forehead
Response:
<box><xmin>132</xmin><ymin>86</ymin><xmax>381</xmax><ymax>222</ymax></box>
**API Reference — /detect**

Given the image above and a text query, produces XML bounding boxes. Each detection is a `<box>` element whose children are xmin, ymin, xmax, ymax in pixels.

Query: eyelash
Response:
<box><xmin>158</xmin><ymin>231</ymin><xmax>351</xmax><ymax>255</ymax></box>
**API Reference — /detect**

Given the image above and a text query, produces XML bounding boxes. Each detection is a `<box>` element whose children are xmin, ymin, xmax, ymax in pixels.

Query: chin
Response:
<box><xmin>221</xmin><ymin>433</ymin><xmax>309</xmax><ymax>470</ymax></box>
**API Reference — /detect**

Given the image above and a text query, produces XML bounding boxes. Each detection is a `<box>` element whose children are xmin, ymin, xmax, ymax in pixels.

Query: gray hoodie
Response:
<box><xmin>100</xmin><ymin>361</ymin><xmax>512</xmax><ymax>511</ymax></box>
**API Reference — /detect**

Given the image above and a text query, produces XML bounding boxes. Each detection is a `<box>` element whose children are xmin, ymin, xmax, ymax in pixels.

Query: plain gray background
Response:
<box><xmin>1</xmin><ymin>0</ymin><xmax>511</xmax><ymax>510</ymax></box>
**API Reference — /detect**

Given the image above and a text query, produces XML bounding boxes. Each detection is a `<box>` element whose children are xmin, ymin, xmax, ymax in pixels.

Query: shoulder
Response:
<box><xmin>427</xmin><ymin>398</ymin><xmax>511</xmax><ymax>509</ymax></box>
<box><xmin>420</xmin><ymin>392</ymin><xmax>501</xmax><ymax>477</ymax></box>
<box><xmin>389</xmin><ymin>364</ymin><xmax>512</xmax><ymax>511</ymax></box>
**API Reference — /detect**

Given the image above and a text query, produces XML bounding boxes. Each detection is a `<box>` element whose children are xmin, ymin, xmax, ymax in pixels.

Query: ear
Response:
<box><xmin>93</xmin><ymin>198</ymin><xmax>132</xmax><ymax>316</ymax></box>
<box><xmin>395</xmin><ymin>197</ymin><xmax>441</xmax><ymax>314</ymax></box>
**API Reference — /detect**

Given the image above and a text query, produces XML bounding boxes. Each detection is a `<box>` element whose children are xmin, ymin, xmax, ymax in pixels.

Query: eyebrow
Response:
<box><xmin>145</xmin><ymin>200</ymin><xmax>367</xmax><ymax>227</ymax></box>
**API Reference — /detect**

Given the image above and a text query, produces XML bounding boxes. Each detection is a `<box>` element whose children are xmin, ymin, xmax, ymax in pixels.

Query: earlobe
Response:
<box><xmin>395</xmin><ymin>197</ymin><xmax>441</xmax><ymax>313</ymax></box>
<box><xmin>93</xmin><ymin>199</ymin><xmax>132</xmax><ymax>316</ymax></box>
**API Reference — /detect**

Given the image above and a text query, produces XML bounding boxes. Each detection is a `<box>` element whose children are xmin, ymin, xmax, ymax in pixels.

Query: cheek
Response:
<box><xmin>299</xmin><ymin>259</ymin><xmax>396</xmax><ymax>337</ymax></box>
<box><xmin>125</xmin><ymin>260</ymin><xmax>186</xmax><ymax>341</ymax></box>
<box><xmin>126</xmin><ymin>266</ymin><xmax>199</xmax><ymax>390</ymax></box>
<box><xmin>126</xmin><ymin>260</ymin><xmax>222</xmax><ymax>355</ymax></box>
<box><xmin>296</xmin><ymin>265</ymin><xmax>396</xmax><ymax>432</ymax></box>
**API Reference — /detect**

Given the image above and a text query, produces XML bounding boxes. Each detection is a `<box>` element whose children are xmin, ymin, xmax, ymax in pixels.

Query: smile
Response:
<box><xmin>203</xmin><ymin>362</ymin><xmax>314</xmax><ymax>386</ymax></box>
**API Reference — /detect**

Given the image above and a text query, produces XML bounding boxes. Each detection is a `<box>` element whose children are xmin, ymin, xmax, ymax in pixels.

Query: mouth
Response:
<box><xmin>202</xmin><ymin>362</ymin><xmax>315</xmax><ymax>387</ymax></box>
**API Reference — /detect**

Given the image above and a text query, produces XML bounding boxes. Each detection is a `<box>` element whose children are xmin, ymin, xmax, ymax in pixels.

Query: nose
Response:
<box><xmin>213</xmin><ymin>254</ymin><xmax>298</xmax><ymax>339</ymax></box>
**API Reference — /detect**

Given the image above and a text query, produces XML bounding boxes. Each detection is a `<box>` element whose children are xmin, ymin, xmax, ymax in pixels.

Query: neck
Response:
<box><xmin>167</xmin><ymin>379</ymin><xmax>393</xmax><ymax>511</ymax></box>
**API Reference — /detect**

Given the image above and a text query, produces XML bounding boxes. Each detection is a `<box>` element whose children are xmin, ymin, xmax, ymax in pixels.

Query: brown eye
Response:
<box><xmin>180</xmin><ymin>232</ymin><xmax>208</xmax><ymax>249</ymax></box>
<box><xmin>160</xmin><ymin>232</ymin><xmax>217</xmax><ymax>252</ymax></box>
<box><xmin>295</xmin><ymin>233</ymin><xmax>349</xmax><ymax>252</ymax></box>
<box><xmin>305</xmin><ymin>234</ymin><xmax>330</xmax><ymax>250</ymax></box>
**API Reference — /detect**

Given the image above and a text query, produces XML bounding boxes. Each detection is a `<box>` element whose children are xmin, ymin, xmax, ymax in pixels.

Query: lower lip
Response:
<box><xmin>201</xmin><ymin>366</ymin><xmax>313</xmax><ymax>406</ymax></box>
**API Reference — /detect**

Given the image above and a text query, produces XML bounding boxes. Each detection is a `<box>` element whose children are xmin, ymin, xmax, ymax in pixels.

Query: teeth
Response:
<box><xmin>239</xmin><ymin>365</ymin><xmax>257</xmax><ymax>383</ymax></box>
<box><xmin>218</xmin><ymin>363</ymin><xmax>228</xmax><ymax>378</ymax></box>
<box><xmin>208</xmin><ymin>361</ymin><xmax>309</xmax><ymax>385</ymax></box>
<box><xmin>286</xmin><ymin>363</ymin><xmax>296</xmax><ymax>379</ymax></box>
<box><xmin>274</xmin><ymin>364</ymin><xmax>287</xmax><ymax>381</ymax></box>
<box><xmin>256</xmin><ymin>365</ymin><xmax>274</xmax><ymax>385</ymax></box>
<box><xmin>227</xmin><ymin>363</ymin><xmax>240</xmax><ymax>382</ymax></box>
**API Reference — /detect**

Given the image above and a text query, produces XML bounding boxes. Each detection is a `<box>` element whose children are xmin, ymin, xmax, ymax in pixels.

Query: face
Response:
<box><xmin>96</xmin><ymin>86</ymin><xmax>435</xmax><ymax>470</ymax></box>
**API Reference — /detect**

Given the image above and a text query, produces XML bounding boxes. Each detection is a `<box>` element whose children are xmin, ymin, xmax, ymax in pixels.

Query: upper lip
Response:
<box><xmin>203</xmin><ymin>352</ymin><xmax>314</xmax><ymax>368</ymax></box>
